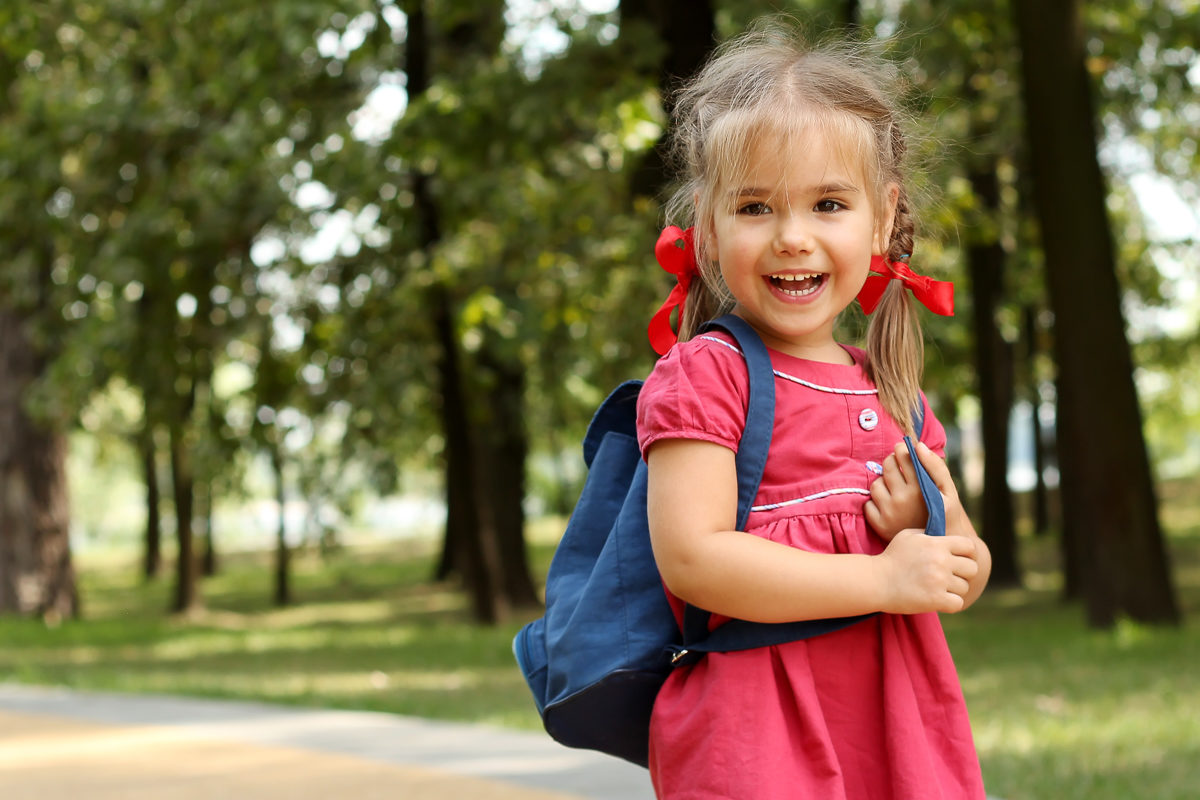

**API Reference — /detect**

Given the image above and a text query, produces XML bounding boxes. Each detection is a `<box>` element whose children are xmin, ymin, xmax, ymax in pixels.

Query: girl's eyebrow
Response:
<box><xmin>813</xmin><ymin>182</ymin><xmax>860</xmax><ymax>194</ymax></box>
<box><xmin>731</xmin><ymin>183</ymin><xmax>860</xmax><ymax>198</ymax></box>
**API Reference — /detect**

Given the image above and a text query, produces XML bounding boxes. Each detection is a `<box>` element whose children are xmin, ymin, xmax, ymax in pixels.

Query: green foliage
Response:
<box><xmin>1</xmin><ymin>0</ymin><xmax>1195</xmax><ymax>575</ymax></box>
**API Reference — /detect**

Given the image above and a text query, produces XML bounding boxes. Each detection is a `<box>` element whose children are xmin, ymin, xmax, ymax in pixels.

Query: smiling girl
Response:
<box><xmin>637</xmin><ymin>22</ymin><xmax>991</xmax><ymax>799</ymax></box>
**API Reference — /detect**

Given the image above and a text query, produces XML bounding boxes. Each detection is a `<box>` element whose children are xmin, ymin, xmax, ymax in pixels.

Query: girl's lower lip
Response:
<box><xmin>763</xmin><ymin>275</ymin><xmax>826</xmax><ymax>303</ymax></box>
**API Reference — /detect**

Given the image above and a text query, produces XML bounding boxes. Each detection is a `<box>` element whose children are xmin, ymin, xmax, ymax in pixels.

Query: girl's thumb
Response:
<box><xmin>915</xmin><ymin>441</ymin><xmax>951</xmax><ymax>488</ymax></box>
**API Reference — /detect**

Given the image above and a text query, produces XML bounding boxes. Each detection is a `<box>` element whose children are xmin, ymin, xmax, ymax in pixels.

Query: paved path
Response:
<box><xmin>0</xmin><ymin>684</ymin><xmax>655</xmax><ymax>800</ymax></box>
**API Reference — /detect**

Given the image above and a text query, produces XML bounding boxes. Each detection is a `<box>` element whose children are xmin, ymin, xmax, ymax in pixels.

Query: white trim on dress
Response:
<box><xmin>697</xmin><ymin>335</ymin><xmax>880</xmax><ymax>396</ymax></box>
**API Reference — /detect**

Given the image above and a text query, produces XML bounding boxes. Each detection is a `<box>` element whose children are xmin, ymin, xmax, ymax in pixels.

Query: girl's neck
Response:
<box><xmin>775</xmin><ymin>340</ymin><xmax>856</xmax><ymax>366</ymax></box>
<box><xmin>731</xmin><ymin>312</ymin><xmax>854</xmax><ymax>365</ymax></box>
<box><xmin>752</xmin><ymin>330</ymin><xmax>855</xmax><ymax>366</ymax></box>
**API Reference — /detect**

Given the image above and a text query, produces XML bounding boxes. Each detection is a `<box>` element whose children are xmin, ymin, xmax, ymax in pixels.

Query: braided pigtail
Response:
<box><xmin>865</xmin><ymin>129</ymin><xmax>924</xmax><ymax>435</ymax></box>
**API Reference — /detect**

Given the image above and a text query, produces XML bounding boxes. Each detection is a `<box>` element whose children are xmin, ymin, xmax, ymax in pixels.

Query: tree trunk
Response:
<box><xmin>624</xmin><ymin>0</ymin><xmax>716</xmax><ymax>199</ymax></box>
<box><xmin>1023</xmin><ymin>306</ymin><xmax>1052</xmax><ymax>537</ymax></box>
<box><xmin>169</xmin><ymin>417</ymin><xmax>199</xmax><ymax>614</ymax></box>
<box><xmin>405</xmin><ymin>0</ymin><xmax>513</xmax><ymax>622</ymax></box>
<box><xmin>843</xmin><ymin>0</ymin><xmax>861</xmax><ymax>28</ymax></box>
<box><xmin>200</xmin><ymin>482</ymin><xmax>217</xmax><ymax>578</ymax></box>
<box><xmin>405</xmin><ymin>0</ymin><xmax>467</xmax><ymax>589</ymax></box>
<box><xmin>431</xmin><ymin>285</ymin><xmax>506</xmax><ymax>623</ymax></box>
<box><xmin>271</xmin><ymin>444</ymin><xmax>290</xmax><ymax>607</ymax></box>
<box><xmin>0</xmin><ymin>307</ymin><xmax>77</xmax><ymax>620</ymax></box>
<box><xmin>140</xmin><ymin>425</ymin><xmax>163</xmax><ymax>580</ymax></box>
<box><xmin>1012</xmin><ymin>0</ymin><xmax>1179</xmax><ymax>626</ymax></box>
<box><xmin>966</xmin><ymin>158</ymin><xmax>1020</xmax><ymax>587</ymax></box>
<box><xmin>477</xmin><ymin>347</ymin><xmax>539</xmax><ymax>608</ymax></box>
<box><xmin>193</xmin><ymin>469</ymin><xmax>216</xmax><ymax>577</ymax></box>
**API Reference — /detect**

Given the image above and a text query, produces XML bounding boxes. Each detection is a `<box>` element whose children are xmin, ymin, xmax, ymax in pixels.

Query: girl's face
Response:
<box><xmin>710</xmin><ymin>129</ymin><xmax>895</xmax><ymax>363</ymax></box>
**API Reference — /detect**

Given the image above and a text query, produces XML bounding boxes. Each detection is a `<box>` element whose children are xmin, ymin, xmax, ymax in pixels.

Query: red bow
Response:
<box><xmin>648</xmin><ymin>226</ymin><xmax>698</xmax><ymax>355</ymax></box>
<box><xmin>857</xmin><ymin>255</ymin><xmax>955</xmax><ymax>316</ymax></box>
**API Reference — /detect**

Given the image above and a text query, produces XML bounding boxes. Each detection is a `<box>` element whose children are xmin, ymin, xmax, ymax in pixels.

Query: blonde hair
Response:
<box><xmin>664</xmin><ymin>21</ymin><xmax>925</xmax><ymax>434</ymax></box>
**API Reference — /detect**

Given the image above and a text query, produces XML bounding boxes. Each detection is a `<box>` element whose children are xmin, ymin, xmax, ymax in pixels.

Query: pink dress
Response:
<box><xmin>636</xmin><ymin>332</ymin><xmax>985</xmax><ymax>800</ymax></box>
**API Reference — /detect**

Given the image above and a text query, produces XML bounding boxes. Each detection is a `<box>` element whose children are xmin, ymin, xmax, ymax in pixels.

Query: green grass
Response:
<box><xmin>0</xmin><ymin>537</ymin><xmax>551</xmax><ymax>729</ymax></box>
<box><xmin>2</xmin><ymin>487</ymin><xmax>1199</xmax><ymax>798</ymax></box>
<box><xmin>944</xmin><ymin>475</ymin><xmax>1200</xmax><ymax>799</ymax></box>
<box><xmin>944</xmin><ymin>558</ymin><xmax>1200</xmax><ymax>798</ymax></box>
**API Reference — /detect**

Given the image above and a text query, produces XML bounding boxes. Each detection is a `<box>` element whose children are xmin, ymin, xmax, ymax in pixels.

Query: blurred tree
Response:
<box><xmin>402</xmin><ymin>0</ymin><xmax>514</xmax><ymax>622</ymax></box>
<box><xmin>0</xmin><ymin>305</ymin><xmax>77</xmax><ymax>620</ymax></box>
<box><xmin>946</xmin><ymin>2</ymin><xmax>1022</xmax><ymax>587</ymax></box>
<box><xmin>4</xmin><ymin>1</ymin><xmax>378</xmax><ymax>613</ymax></box>
<box><xmin>344</xmin><ymin>0</ymin><xmax>677</xmax><ymax>621</ymax></box>
<box><xmin>622</xmin><ymin>0</ymin><xmax>716</xmax><ymax>199</ymax></box>
<box><xmin>0</xmin><ymin>3</ymin><xmax>79</xmax><ymax>620</ymax></box>
<box><xmin>1012</xmin><ymin>0</ymin><xmax>1179</xmax><ymax>626</ymax></box>
<box><xmin>1081</xmin><ymin>0</ymin><xmax>1200</xmax><ymax>491</ymax></box>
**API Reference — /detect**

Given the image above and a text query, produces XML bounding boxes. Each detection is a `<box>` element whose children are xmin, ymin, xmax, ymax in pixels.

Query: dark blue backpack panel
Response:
<box><xmin>512</xmin><ymin>384</ymin><xmax>675</xmax><ymax>765</ymax></box>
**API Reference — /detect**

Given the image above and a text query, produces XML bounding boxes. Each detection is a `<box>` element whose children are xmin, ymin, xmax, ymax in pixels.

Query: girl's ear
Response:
<box><xmin>873</xmin><ymin>183</ymin><xmax>900</xmax><ymax>255</ymax></box>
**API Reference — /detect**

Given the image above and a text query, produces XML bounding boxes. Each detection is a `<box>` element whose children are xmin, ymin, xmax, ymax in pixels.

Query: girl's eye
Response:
<box><xmin>815</xmin><ymin>199</ymin><xmax>845</xmax><ymax>213</ymax></box>
<box><xmin>737</xmin><ymin>202</ymin><xmax>771</xmax><ymax>216</ymax></box>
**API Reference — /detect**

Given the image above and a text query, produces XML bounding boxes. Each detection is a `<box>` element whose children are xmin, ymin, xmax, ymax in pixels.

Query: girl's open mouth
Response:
<box><xmin>768</xmin><ymin>272</ymin><xmax>825</xmax><ymax>297</ymax></box>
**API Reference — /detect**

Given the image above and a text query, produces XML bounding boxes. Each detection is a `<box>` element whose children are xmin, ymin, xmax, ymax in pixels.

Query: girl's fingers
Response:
<box><xmin>871</xmin><ymin>470</ymin><xmax>892</xmax><ymax>501</ymax></box>
<box><xmin>864</xmin><ymin>500</ymin><xmax>882</xmax><ymax>531</ymax></box>
<box><xmin>892</xmin><ymin>441</ymin><xmax>916</xmax><ymax>481</ymax></box>
<box><xmin>882</xmin><ymin>447</ymin><xmax>912</xmax><ymax>491</ymax></box>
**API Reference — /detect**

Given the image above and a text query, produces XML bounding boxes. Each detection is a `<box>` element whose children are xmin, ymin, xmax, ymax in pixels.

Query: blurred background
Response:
<box><xmin>0</xmin><ymin>2</ymin><xmax>1197</xmax><ymax>797</ymax></box>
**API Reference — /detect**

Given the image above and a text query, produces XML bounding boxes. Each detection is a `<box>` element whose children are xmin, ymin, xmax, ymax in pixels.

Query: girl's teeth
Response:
<box><xmin>770</xmin><ymin>273</ymin><xmax>823</xmax><ymax>296</ymax></box>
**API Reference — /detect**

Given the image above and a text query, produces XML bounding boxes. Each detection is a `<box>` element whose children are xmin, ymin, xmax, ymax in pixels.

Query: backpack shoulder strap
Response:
<box><xmin>697</xmin><ymin>315</ymin><xmax>775</xmax><ymax>531</ymax></box>
<box><xmin>680</xmin><ymin>316</ymin><xmax>774</xmax><ymax>648</ymax></box>
<box><xmin>905</xmin><ymin>391</ymin><xmax>944</xmax><ymax>536</ymax></box>
<box><xmin>911</xmin><ymin>393</ymin><xmax>926</xmax><ymax>440</ymax></box>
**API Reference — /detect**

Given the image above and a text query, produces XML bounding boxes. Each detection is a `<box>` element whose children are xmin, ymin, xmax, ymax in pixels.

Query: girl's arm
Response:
<box><xmin>646</xmin><ymin>438</ymin><xmax>984</xmax><ymax>624</ymax></box>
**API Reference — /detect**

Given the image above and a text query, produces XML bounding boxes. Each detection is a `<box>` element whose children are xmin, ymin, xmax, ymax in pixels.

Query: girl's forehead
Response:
<box><xmin>722</xmin><ymin>128</ymin><xmax>870</xmax><ymax>194</ymax></box>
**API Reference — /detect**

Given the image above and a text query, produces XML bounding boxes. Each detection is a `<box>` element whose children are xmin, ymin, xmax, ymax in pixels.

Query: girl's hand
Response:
<box><xmin>893</xmin><ymin>440</ymin><xmax>992</xmax><ymax>610</ymax></box>
<box><xmin>875</xmin><ymin>531</ymin><xmax>980</xmax><ymax>614</ymax></box>
<box><xmin>865</xmin><ymin>441</ymin><xmax>929</xmax><ymax>541</ymax></box>
<box><xmin>909</xmin><ymin>440</ymin><xmax>970</xmax><ymax>538</ymax></box>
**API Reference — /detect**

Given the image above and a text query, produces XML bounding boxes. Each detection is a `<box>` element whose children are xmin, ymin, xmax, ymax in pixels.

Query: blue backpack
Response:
<box><xmin>512</xmin><ymin>315</ymin><xmax>944</xmax><ymax>767</ymax></box>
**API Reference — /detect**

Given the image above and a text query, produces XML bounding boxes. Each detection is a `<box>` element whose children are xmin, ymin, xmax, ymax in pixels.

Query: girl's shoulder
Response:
<box><xmin>635</xmin><ymin>333</ymin><xmax>751</xmax><ymax>458</ymax></box>
<box><xmin>643</xmin><ymin>331</ymin><xmax>751</xmax><ymax>398</ymax></box>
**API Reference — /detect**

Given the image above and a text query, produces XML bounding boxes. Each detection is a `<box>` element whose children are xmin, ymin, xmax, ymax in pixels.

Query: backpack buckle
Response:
<box><xmin>668</xmin><ymin>647</ymin><xmax>703</xmax><ymax>668</ymax></box>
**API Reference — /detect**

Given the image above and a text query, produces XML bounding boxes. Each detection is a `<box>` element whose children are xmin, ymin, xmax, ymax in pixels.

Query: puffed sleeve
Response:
<box><xmin>636</xmin><ymin>334</ymin><xmax>750</xmax><ymax>460</ymax></box>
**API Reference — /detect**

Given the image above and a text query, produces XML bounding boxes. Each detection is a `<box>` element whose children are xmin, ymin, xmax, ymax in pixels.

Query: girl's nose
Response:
<box><xmin>773</xmin><ymin>213</ymin><xmax>813</xmax><ymax>256</ymax></box>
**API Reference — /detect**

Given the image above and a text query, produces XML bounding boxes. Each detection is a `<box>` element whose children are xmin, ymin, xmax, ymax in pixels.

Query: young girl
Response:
<box><xmin>637</xmin><ymin>24</ymin><xmax>992</xmax><ymax>800</ymax></box>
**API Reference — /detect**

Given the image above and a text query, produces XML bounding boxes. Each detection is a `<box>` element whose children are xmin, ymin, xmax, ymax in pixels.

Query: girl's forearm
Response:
<box><xmin>647</xmin><ymin>438</ymin><xmax>984</xmax><ymax>623</ymax></box>
<box><xmin>653</xmin><ymin>530</ymin><xmax>890</xmax><ymax>623</ymax></box>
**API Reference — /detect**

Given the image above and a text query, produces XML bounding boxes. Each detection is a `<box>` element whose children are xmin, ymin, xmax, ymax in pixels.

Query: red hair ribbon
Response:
<box><xmin>857</xmin><ymin>255</ymin><xmax>955</xmax><ymax>316</ymax></box>
<box><xmin>648</xmin><ymin>226</ymin><xmax>698</xmax><ymax>355</ymax></box>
